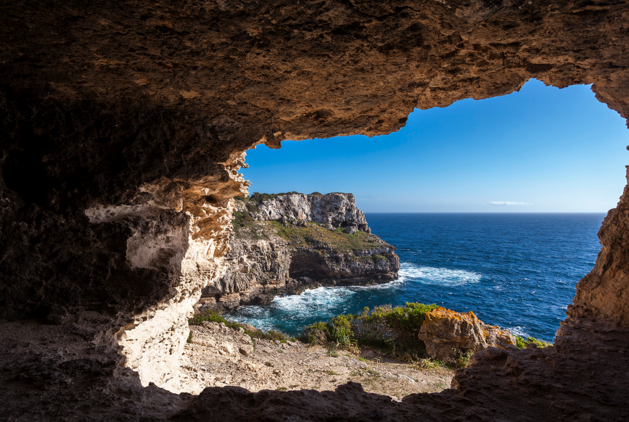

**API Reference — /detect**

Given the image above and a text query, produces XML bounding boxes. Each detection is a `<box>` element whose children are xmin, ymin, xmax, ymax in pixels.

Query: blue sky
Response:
<box><xmin>242</xmin><ymin>79</ymin><xmax>628</xmax><ymax>212</ymax></box>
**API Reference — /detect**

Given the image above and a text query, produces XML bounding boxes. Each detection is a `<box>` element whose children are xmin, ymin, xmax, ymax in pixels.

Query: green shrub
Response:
<box><xmin>245</xmin><ymin>202</ymin><xmax>260</xmax><ymax>214</ymax></box>
<box><xmin>454</xmin><ymin>349</ymin><xmax>473</xmax><ymax>368</ymax></box>
<box><xmin>515</xmin><ymin>335</ymin><xmax>552</xmax><ymax>349</ymax></box>
<box><xmin>354</xmin><ymin>303</ymin><xmax>439</xmax><ymax>358</ymax></box>
<box><xmin>328</xmin><ymin>314</ymin><xmax>356</xmax><ymax>348</ymax></box>
<box><xmin>300</xmin><ymin>321</ymin><xmax>329</xmax><ymax>344</ymax></box>
<box><xmin>189</xmin><ymin>310</ymin><xmax>241</xmax><ymax>330</ymax></box>
<box><xmin>300</xmin><ymin>302</ymin><xmax>439</xmax><ymax>361</ymax></box>
<box><xmin>233</xmin><ymin>211</ymin><xmax>256</xmax><ymax>229</ymax></box>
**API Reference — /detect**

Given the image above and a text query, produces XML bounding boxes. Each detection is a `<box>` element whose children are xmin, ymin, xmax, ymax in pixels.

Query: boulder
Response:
<box><xmin>418</xmin><ymin>307</ymin><xmax>516</xmax><ymax>361</ymax></box>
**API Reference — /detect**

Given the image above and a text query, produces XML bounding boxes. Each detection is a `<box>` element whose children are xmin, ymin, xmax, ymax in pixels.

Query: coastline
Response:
<box><xmin>195</xmin><ymin>193</ymin><xmax>400</xmax><ymax>315</ymax></box>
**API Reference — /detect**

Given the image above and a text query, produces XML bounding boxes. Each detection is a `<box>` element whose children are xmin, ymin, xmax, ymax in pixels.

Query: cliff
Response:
<box><xmin>197</xmin><ymin>193</ymin><xmax>399</xmax><ymax>313</ymax></box>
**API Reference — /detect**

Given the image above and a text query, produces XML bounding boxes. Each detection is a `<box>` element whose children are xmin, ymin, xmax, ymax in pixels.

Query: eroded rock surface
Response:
<box><xmin>568</xmin><ymin>167</ymin><xmax>629</xmax><ymax>327</ymax></box>
<box><xmin>247</xmin><ymin>192</ymin><xmax>371</xmax><ymax>232</ymax></box>
<box><xmin>170</xmin><ymin>320</ymin><xmax>629</xmax><ymax>422</ymax></box>
<box><xmin>197</xmin><ymin>193</ymin><xmax>399</xmax><ymax>313</ymax></box>
<box><xmin>419</xmin><ymin>307</ymin><xmax>516</xmax><ymax>361</ymax></box>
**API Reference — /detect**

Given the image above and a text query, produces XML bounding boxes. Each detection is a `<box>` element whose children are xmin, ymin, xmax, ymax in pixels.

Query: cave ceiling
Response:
<box><xmin>2</xmin><ymin>0</ymin><xmax>628</xmax><ymax>207</ymax></box>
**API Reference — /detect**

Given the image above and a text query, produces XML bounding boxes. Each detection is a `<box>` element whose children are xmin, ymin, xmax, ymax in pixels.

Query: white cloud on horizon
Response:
<box><xmin>490</xmin><ymin>201</ymin><xmax>532</xmax><ymax>206</ymax></box>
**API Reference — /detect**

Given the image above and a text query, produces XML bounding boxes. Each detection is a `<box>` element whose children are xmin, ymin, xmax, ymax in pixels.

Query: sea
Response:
<box><xmin>226</xmin><ymin>213</ymin><xmax>605</xmax><ymax>342</ymax></box>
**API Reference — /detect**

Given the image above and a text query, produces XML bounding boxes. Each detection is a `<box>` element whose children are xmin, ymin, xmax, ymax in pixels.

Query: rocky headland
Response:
<box><xmin>197</xmin><ymin>192</ymin><xmax>400</xmax><ymax>313</ymax></box>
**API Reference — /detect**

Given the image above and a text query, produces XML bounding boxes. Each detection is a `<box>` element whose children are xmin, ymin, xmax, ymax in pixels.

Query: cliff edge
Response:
<box><xmin>197</xmin><ymin>193</ymin><xmax>399</xmax><ymax>313</ymax></box>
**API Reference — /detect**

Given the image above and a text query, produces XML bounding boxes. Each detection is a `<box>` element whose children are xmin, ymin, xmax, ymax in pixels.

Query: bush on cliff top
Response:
<box><xmin>269</xmin><ymin>221</ymin><xmax>384</xmax><ymax>253</ymax></box>
<box><xmin>300</xmin><ymin>302</ymin><xmax>439</xmax><ymax>361</ymax></box>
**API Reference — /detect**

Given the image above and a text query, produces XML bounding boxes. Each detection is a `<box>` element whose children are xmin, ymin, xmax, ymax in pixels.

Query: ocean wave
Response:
<box><xmin>350</xmin><ymin>279</ymin><xmax>404</xmax><ymax>291</ymax></box>
<box><xmin>399</xmin><ymin>262</ymin><xmax>481</xmax><ymax>286</ymax></box>
<box><xmin>273</xmin><ymin>286</ymin><xmax>356</xmax><ymax>312</ymax></box>
<box><xmin>508</xmin><ymin>326</ymin><xmax>529</xmax><ymax>337</ymax></box>
<box><xmin>227</xmin><ymin>286</ymin><xmax>356</xmax><ymax>330</ymax></box>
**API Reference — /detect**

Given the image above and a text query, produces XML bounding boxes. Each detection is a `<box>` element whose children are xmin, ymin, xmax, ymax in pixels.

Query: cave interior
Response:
<box><xmin>1</xmin><ymin>0</ymin><xmax>629</xmax><ymax>420</ymax></box>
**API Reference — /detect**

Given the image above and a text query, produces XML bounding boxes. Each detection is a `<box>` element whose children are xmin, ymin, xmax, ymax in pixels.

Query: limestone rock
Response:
<box><xmin>419</xmin><ymin>307</ymin><xmax>516</xmax><ymax>361</ymax></box>
<box><xmin>248</xmin><ymin>192</ymin><xmax>371</xmax><ymax>233</ymax></box>
<box><xmin>197</xmin><ymin>193</ymin><xmax>399</xmax><ymax>313</ymax></box>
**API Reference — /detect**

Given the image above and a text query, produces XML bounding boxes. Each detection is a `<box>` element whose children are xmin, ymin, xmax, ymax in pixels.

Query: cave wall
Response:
<box><xmin>1</xmin><ymin>0</ymin><xmax>629</xmax><ymax>416</ymax></box>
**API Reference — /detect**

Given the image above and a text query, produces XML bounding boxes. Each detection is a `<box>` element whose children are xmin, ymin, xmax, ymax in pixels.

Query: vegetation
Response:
<box><xmin>189</xmin><ymin>305</ymin><xmax>467</xmax><ymax>372</ymax></box>
<box><xmin>268</xmin><ymin>221</ymin><xmax>384</xmax><ymax>253</ymax></box>
<box><xmin>232</xmin><ymin>210</ymin><xmax>257</xmax><ymax>230</ymax></box>
<box><xmin>249</xmin><ymin>192</ymin><xmax>301</xmax><ymax>203</ymax></box>
<box><xmin>244</xmin><ymin>192</ymin><xmax>345</xmax><ymax>202</ymax></box>
<box><xmin>189</xmin><ymin>310</ymin><xmax>294</xmax><ymax>342</ymax></box>
<box><xmin>232</xmin><ymin>210</ymin><xmax>388</xmax><ymax>253</ymax></box>
<box><xmin>300</xmin><ymin>303</ymin><xmax>440</xmax><ymax>362</ymax></box>
<box><xmin>454</xmin><ymin>349</ymin><xmax>473</xmax><ymax>368</ymax></box>
<box><xmin>515</xmin><ymin>335</ymin><xmax>552</xmax><ymax>349</ymax></box>
<box><xmin>232</xmin><ymin>192</ymin><xmax>394</xmax><ymax>255</ymax></box>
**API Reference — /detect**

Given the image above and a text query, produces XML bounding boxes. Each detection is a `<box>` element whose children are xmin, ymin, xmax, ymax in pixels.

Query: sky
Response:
<box><xmin>241</xmin><ymin>79</ymin><xmax>629</xmax><ymax>213</ymax></box>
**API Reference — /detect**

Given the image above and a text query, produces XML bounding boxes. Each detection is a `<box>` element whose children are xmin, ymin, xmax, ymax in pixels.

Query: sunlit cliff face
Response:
<box><xmin>1</xmin><ymin>0</ymin><xmax>629</xmax><ymax>420</ymax></box>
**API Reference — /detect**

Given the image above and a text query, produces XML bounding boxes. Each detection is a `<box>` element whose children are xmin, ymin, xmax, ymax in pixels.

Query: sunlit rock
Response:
<box><xmin>419</xmin><ymin>307</ymin><xmax>516</xmax><ymax>361</ymax></box>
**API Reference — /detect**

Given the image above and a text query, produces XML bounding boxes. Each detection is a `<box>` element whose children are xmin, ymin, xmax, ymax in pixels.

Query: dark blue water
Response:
<box><xmin>227</xmin><ymin>213</ymin><xmax>604</xmax><ymax>341</ymax></box>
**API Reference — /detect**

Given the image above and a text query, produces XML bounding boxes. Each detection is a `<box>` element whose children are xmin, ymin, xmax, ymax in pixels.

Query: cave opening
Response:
<box><xmin>224</xmin><ymin>78</ymin><xmax>627</xmax><ymax>337</ymax></box>
<box><xmin>184</xmin><ymin>78</ymin><xmax>629</xmax><ymax>399</ymax></box>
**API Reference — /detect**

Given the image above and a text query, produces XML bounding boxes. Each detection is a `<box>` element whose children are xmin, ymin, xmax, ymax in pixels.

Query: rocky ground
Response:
<box><xmin>182</xmin><ymin>321</ymin><xmax>453</xmax><ymax>400</ymax></box>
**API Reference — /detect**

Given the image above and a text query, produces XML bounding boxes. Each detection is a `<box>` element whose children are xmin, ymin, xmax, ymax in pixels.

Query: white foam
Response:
<box><xmin>398</xmin><ymin>263</ymin><xmax>481</xmax><ymax>286</ymax></box>
<box><xmin>273</xmin><ymin>286</ymin><xmax>355</xmax><ymax>312</ymax></box>
<box><xmin>508</xmin><ymin>326</ymin><xmax>529</xmax><ymax>337</ymax></box>
<box><xmin>227</xmin><ymin>286</ymin><xmax>356</xmax><ymax>330</ymax></box>
<box><xmin>350</xmin><ymin>279</ymin><xmax>404</xmax><ymax>291</ymax></box>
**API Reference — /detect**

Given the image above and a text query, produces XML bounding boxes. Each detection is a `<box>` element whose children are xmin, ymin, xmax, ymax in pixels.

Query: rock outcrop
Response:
<box><xmin>419</xmin><ymin>307</ymin><xmax>516</xmax><ymax>361</ymax></box>
<box><xmin>197</xmin><ymin>193</ymin><xmax>399</xmax><ymax>313</ymax></box>
<box><xmin>247</xmin><ymin>192</ymin><xmax>371</xmax><ymax>232</ymax></box>
<box><xmin>2</xmin><ymin>0</ymin><xmax>629</xmax><ymax>420</ymax></box>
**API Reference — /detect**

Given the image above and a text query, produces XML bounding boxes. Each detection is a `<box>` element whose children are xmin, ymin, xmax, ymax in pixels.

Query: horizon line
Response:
<box><xmin>361</xmin><ymin>211</ymin><xmax>609</xmax><ymax>214</ymax></box>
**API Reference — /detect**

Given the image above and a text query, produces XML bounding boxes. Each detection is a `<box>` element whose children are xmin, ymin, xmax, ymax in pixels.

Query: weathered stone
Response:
<box><xmin>344</xmin><ymin>226</ymin><xmax>358</xmax><ymax>234</ymax></box>
<box><xmin>249</xmin><ymin>193</ymin><xmax>371</xmax><ymax>233</ymax></box>
<box><xmin>197</xmin><ymin>193</ymin><xmax>399</xmax><ymax>313</ymax></box>
<box><xmin>419</xmin><ymin>307</ymin><xmax>516</xmax><ymax>361</ymax></box>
